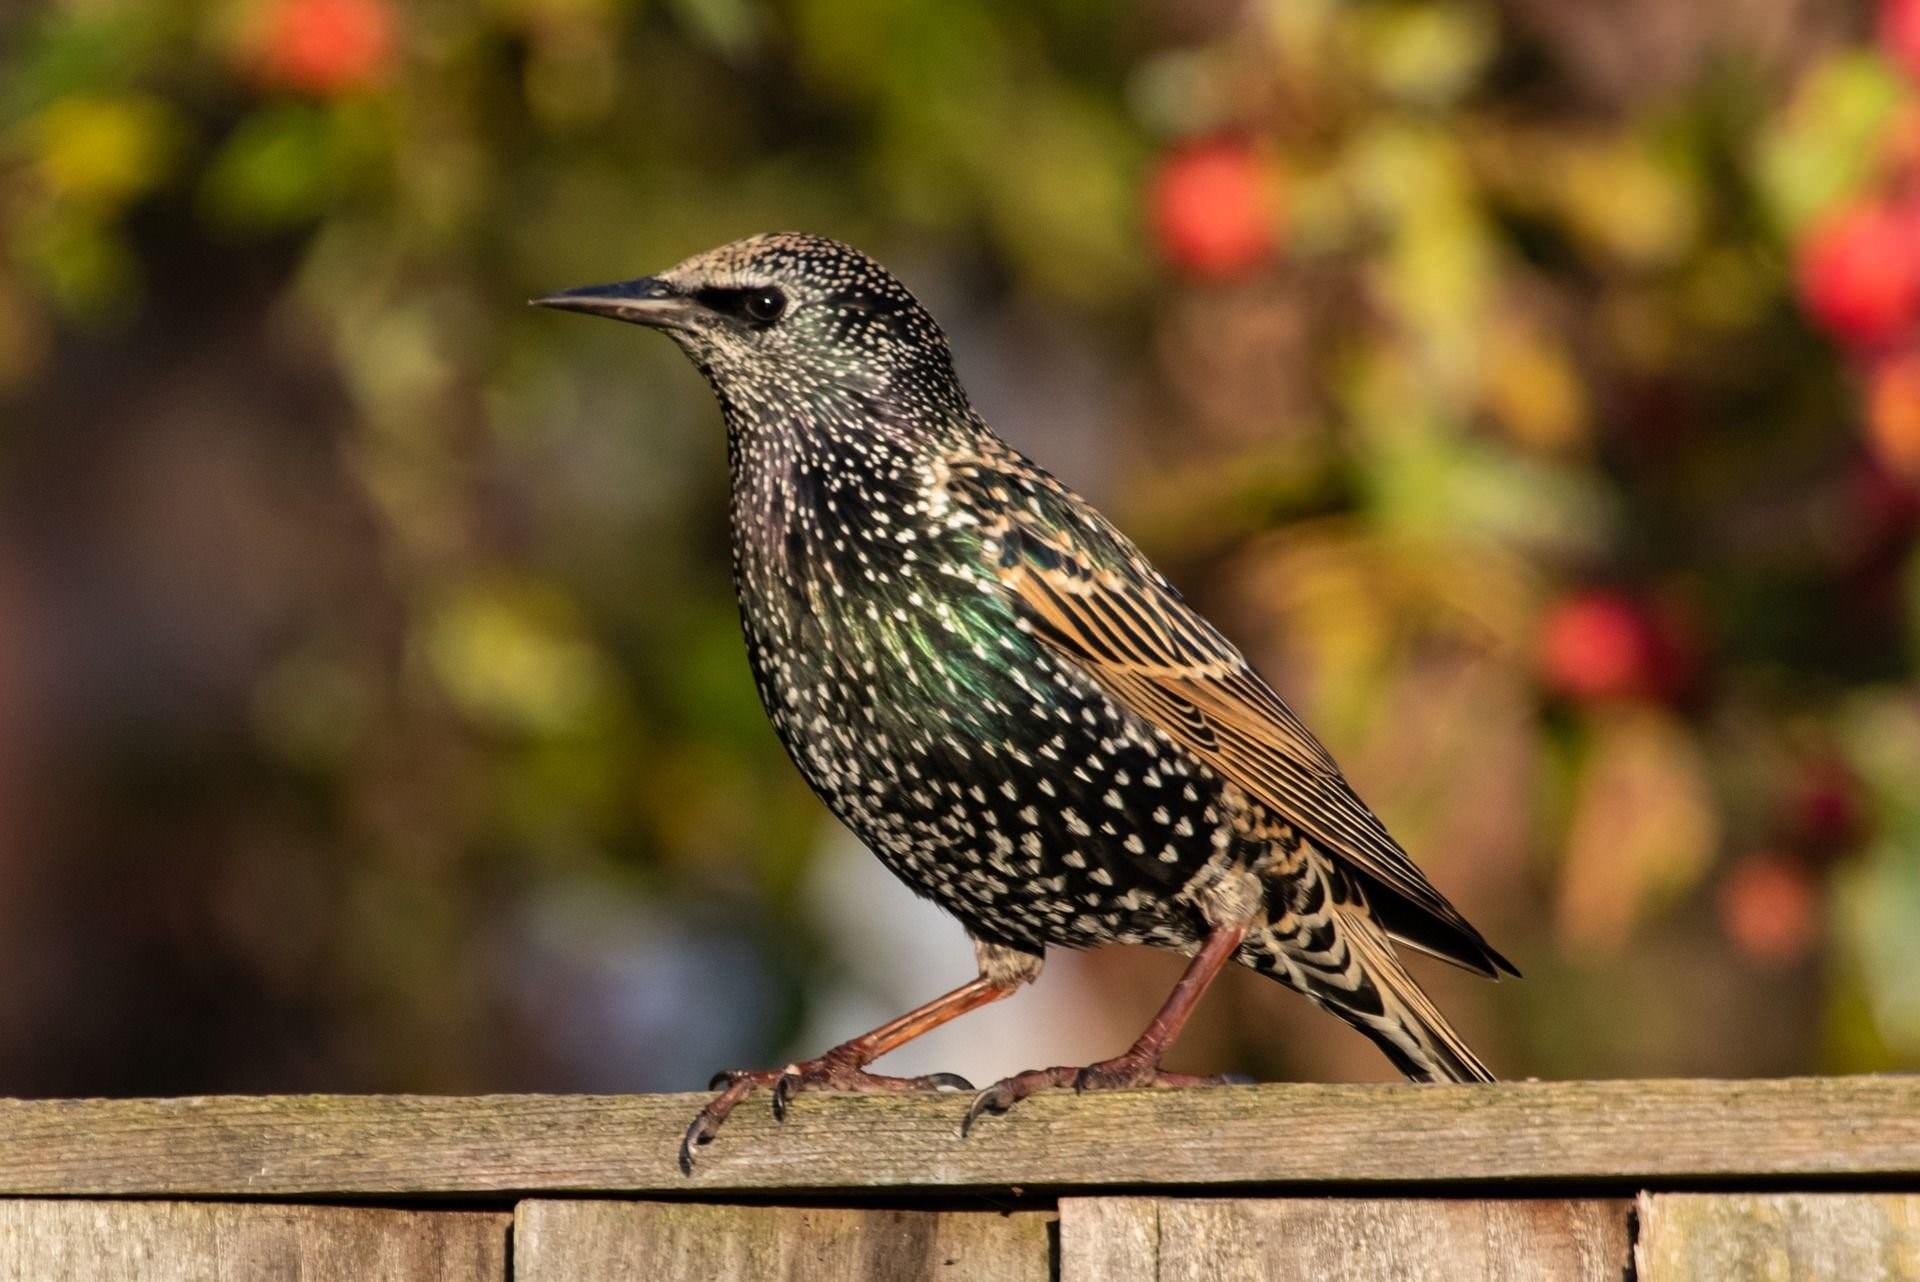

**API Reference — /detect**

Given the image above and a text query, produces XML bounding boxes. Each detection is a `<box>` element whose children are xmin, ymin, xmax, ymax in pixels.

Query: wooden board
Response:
<box><xmin>514</xmin><ymin>1200</ymin><xmax>1051</xmax><ymax>1282</ymax></box>
<box><xmin>0</xmin><ymin>1200</ymin><xmax>507</xmax><ymax>1281</ymax></box>
<box><xmin>0</xmin><ymin>1077</ymin><xmax>1916</xmax><ymax>1196</ymax></box>
<box><xmin>1058</xmin><ymin>1197</ymin><xmax>1630</xmax><ymax>1281</ymax></box>
<box><xmin>1637</xmin><ymin>1192</ymin><xmax>1920</xmax><ymax>1281</ymax></box>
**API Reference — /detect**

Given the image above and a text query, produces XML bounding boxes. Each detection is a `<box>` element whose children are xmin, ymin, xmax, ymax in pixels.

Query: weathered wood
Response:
<box><xmin>0</xmin><ymin>1077</ymin><xmax>1915</xmax><ymax>1196</ymax></box>
<box><xmin>514</xmin><ymin>1199</ymin><xmax>1051</xmax><ymax>1281</ymax></box>
<box><xmin>1059</xmin><ymin>1196</ymin><xmax>1160</xmax><ymax>1282</ymax></box>
<box><xmin>1057</xmin><ymin>1197</ymin><xmax>1630</xmax><ymax>1281</ymax></box>
<box><xmin>1636</xmin><ymin>1192</ymin><xmax>1920</xmax><ymax>1281</ymax></box>
<box><xmin>0</xmin><ymin>1200</ymin><xmax>507</xmax><ymax>1281</ymax></box>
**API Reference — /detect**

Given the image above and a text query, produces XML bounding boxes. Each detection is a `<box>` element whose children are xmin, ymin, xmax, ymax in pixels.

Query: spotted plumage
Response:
<box><xmin>535</xmin><ymin>233</ymin><xmax>1515</xmax><ymax>1166</ymax></box>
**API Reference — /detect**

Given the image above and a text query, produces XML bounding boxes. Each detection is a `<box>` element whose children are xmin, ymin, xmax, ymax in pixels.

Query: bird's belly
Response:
<box><xmin>756</xmin><ymin>634</ymin><xmax>1243</xmax><ymax>951</ymax></box>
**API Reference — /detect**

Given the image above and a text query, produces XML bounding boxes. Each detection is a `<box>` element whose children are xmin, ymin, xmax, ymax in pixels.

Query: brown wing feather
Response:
<box><xmin>991</xmin><ymin>511</ymin><xmax>1516</xmax><ymax>979</ymax></box>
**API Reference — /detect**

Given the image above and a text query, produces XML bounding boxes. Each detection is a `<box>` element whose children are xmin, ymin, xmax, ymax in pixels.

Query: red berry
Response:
<box><xmin>1539</xmin><ymin>591</ymin><xmax>1660</xmax><ymax>701</ymax></box>
<box><xmin>251</xmin><ymin>0</ymin><xmax>394</xmax><ymax>96</ymax></box>
<box><xmin>1717</xmin><ymin>852</ymin><xmax>1822</xmax><ymax>965</ymax></box>
<box><xmin>1783</xmin><ymin>758</ymin><xmax>1868</xmax><ymax>859</ymax></box>
<box><xmin>1882</xmin><ymin>0</ymin><xmax>1920</xmax><ymax>83</ymax></box>
<box><xmin>1148</xmin><ymin>141</ymin><xmax>1278</xmax><ymax>280</ymax></box>
<box><xmin>1795</xmin><ymin>201</ymin><xmax>1920</xmax><ymax>350</ymax></box>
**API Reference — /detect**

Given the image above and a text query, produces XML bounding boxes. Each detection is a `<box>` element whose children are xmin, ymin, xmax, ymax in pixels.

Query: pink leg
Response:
<box><xmin>963</xmin><ymin>922</ymin><xmax>1249</xmax><ymax>1135</ymax></box>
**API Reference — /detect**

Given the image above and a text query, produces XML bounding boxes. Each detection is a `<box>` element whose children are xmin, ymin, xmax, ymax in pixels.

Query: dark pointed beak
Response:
<box><xmin>529</xmin><ymin>277</ymin><xmax>695</xmax><ymax>328</ymax></box>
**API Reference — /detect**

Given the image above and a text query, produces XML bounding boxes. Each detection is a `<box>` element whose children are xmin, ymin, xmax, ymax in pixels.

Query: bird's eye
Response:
<box><xmin>742</xmin><ymin>288</ymin><xmax>786</xmax><ymax>326</ymax></box>
<box><xmin>693</xmin><ymin>285</ymin><xmax>788</xmax><ymax>328</ymax></box>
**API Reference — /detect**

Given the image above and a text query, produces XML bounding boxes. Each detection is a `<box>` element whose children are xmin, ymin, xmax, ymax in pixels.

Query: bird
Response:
<box><xmin>533</xmin><ymin>233</ymin><xmax>1515</xmax><ymax>1174</ymax></box>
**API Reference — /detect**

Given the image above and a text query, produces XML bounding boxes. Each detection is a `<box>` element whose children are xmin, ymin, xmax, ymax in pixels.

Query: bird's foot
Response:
<box><xmin>961</xmin><ymin>1052</ymin><xmax>1246</xmax><ymax>1136</ymax></box>
<box><xmin>678</xmin><ymin>1051</ymin><xmax>973</xmax><ymax>1173</ymax></box>
<box><xmin>959</xmin><ymin>1064</ymin><xmax>1079</xmax><ymax>1135</ymax></box>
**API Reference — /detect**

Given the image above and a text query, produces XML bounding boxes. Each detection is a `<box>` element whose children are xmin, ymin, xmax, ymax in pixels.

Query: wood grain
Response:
<box><xmin>1059</xmin><ymin>1196</ymin><xmax>1161</xmax><ymax>1282</ymax></box>
<box><xmin>1058</xmin><ymin>1197</ymin><xmax>1630</xmax><ymax>1281</ymax></box>
<box><xmin>1637</xmin><ymin>1192</ymin><xmax>1920</xmax><ymax>1281</ymax></box>
<box><xmin>514</xmin><ymin>1199</ymin><xmax>1051</xmax><ymax>1282</ymax></box>
<box><xmin>0</xmin><ymin>1200</ymin><xmax>507</xmax><ymax>1281</ymax></box>
<box><xmin>0</xmin><ymin>1077</ymin><xmax>1914</xmax><ymax>1196</ymax></box>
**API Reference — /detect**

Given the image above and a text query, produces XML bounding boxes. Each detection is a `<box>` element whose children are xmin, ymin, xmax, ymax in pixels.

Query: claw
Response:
<box><xmin>708</xmin><ymin>1070</ymin><xmax>736</xmax><ymax>1091</ymax></box>
<box><xmin>678</xmin><ymin>1107</ymin><xmax>716</xmax><ymax>1175</ymax></box>
<box><xmin>959</xmin><ymin>1085</ymin><xmax>1007</xmax><ymax>1138</ymax></box>
<box><xmin>960</xmin><ymin>1065</ymin><xmax>1076</xmax><ymax>1137</ymax></box>
<box><xmin>682</xmin><ymin>1057</ymin><xmax>977</xmax><ymax>1172</ymax></box>
<box><xmin>678</xmin><ymin>1073</ymin><xmax>758</xmax><ymax>1173</ymax></box>
<box><xmin>962</xmin><ymin>1060</ymin><xmax>1241</xmax><ymax>1137</ymax></box>
<box><xmin>770</xmin><ymin>1071</ymin><xmax>798</xmax><ymax>1122</ymax></box>
<box><xmin>677</xmin><ymin>1122</ymin><xmax>700</xmax><ymax>1174</ymax></box>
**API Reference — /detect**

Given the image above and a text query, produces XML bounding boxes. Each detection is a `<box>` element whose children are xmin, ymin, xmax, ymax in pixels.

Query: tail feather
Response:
<box><xmin>1244</xmin><ymin>859</ymin><xmax>1496</xmax><ymax>1084</ymax></box>
<box><xmin>1333</xmin><ymin>904</ymin><xmax>1495</xmax><ymax>1083</ymax></box>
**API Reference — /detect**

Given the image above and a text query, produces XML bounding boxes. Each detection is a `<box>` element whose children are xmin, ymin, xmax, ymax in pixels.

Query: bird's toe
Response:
<box><xmin>959</xmin><ymin>1065</ymin><xmax>1079</xmax><ymax>1136</ymax></box>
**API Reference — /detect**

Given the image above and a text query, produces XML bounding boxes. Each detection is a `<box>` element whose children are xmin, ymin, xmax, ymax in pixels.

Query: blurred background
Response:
<box><xmin>1</xmin><ymin>0</ymin><xmax>1917</xmax><ymax>1099</ymax></box>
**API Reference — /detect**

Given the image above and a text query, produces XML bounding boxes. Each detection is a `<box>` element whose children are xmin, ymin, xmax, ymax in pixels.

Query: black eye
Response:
<box><xmin>693</xmin><ymin>285</ymin><xmax>788</xmax><ymax>328</ymax></box>
<box><xmin>742</xmin><ymin>288</ymin><xmax>786</xmax><ymax>325</ymax></box>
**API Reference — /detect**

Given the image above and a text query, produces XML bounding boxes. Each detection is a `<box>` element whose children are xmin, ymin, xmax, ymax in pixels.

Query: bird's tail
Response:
<box><xmin>1245</xmin><ymin>898</ymin><xmax>1495</xmax><ymax>1085</ymax></box>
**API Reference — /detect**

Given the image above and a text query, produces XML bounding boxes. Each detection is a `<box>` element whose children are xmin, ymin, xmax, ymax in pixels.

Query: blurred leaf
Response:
<box><xmin>1677</xmin><ymin>245</ymin><xmax>1774</xmax><ymax>332</ymax></box>
<box><xmin>0</xmin><ymin>6</ymin><xmax>183</xmax><ymax>126</ymax></box>
<box><xmin>19</xmin><ymin>92</ymin><xmax>185</xmax><ymax>207</ymax></box>
<box><xmin>12</xmin><ymin>207</ymin><xmax>138</xmax><ymax>314</ymax></box>
<box><xmin>985</xmin><ymin>87</ymin><xmax>1143</xmax><ymax>301</ymax></box>
<box><xmin>200</xmin><ymin>103</ymin><xmax>344</xmax><ymax>230</ymax></box>
<box><xmin>1348</xmin><ymin>123</ymin><xmax>1496</xmax><ymax>387</ymax></box>
<box><xmin>1557</xmin><ymin>706</ymin><xmax>1721</xmax><ymax>953</ymax></box>
<box><xmin>1481</xmin><ymin>314</ymin><xmax>1589</xmax><ymax>450</ymax></box>
<box><xmin>1555</xmin><ymin>135</ymin><xmax>1701</xmax><ymax>271</ymax></box>
<box><xmin>1755</xmin><ymin>51</ymin><xmax>1906</xmax><ymax>236</ymax></box>
<box><xmin>423</xmin><ymin>576</ymin><xmax>620</xmax><ymax>735</ymax></box>
<box><xmin>663</xmin><ymin>0</ymin><xmax>765</xmax><ymax>60</ymax></box>
<box><xmin>1346</xmin><ymin>348</ymin><xmax>1615</xmax><ymax>556</ymax></box>
<box><xmin>1350</xmin><ymin>1</ymin><xmax>1496</xmax><ymax>107</ymax></box>
<box><xmin>1238</xmin><ymin>518</ymin><xmax>1545</xmax><ymax>717</ymax></box>
<box><xmin>1126</xmin><ymin>48</ymin><xmax>1236</xmax><ymax>140</ymax></box>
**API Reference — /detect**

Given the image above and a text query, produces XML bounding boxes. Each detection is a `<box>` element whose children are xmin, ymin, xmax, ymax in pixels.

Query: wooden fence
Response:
<box><xmin>1</xmin><ymin>1076</ymin><xmax>1916</xmax><ymax>1278</ymax></box>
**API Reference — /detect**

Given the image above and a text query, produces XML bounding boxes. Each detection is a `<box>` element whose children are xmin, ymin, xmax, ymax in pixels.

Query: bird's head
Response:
<box><xmin>534</xmin><ymin>233</ymin><xmax>967</xmax><ymax>424</ymax></box>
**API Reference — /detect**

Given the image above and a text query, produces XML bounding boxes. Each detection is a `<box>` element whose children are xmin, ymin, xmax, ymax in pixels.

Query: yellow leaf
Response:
<box><xmin>1481</xmin><ymin>315</ymin><xmax>1588</xmax><ymax>450</ymax></box>
<box><xmin>1557</xmin><ymin>706</ymin><xmax>1720</xmax><ymax>953</ymax></box>
<box><xmin>25</xmin><ymin>95</ymin><xmax>184</xmax><ymax>208</ymax></box>
<box><xmin>1558</xmin><ymin>138</ymin><xmax>1699</xmax><ymax>269</ymax></box>
<box><xmin>422</xmin><ymin>578</ymin><xmax>614</xmax><ymax>735</ymax></box>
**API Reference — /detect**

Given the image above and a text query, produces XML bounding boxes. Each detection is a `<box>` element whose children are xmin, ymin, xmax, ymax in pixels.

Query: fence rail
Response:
<box><xmin>1</xmin><ymin>1077</ymin><xmax>1915</xmax><ymax>1278</ymax></box>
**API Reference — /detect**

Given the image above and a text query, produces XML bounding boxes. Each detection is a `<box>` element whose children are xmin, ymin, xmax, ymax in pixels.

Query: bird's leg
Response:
<box><xmin>963</xmin><ymin>921</ymin><xmax>1249</xmax><ymax>1135</ymax></box>
<box><xmin>680</xmin><ymin>972</ymin><xmax>1017</xmax><ymax>1172</ymax></box>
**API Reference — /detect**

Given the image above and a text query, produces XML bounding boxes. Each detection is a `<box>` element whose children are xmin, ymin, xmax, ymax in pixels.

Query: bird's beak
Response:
<box><xmin>529</xmin><ymin>277</ymin><xmax>696</xmax><ymax>329</ymax></box>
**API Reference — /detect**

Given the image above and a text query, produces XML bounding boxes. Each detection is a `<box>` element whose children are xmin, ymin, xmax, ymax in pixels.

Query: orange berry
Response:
<box><xmin>1868</xmin><ymin>350</ymin><xmax>1920</xmax><ymax>478</ymax></box>
<box><xmin>1148</xmin><ymin>141</ymin><xmax>1279</xmax><ymax>280</ymax></box>
<box><xmin>1718</xmin><ymin>853</ymin><xmax>1821</xmax><ymax>965</ymax></box>
<box><xmin>251</xmin><ymin>0</ymin><xmax>394</xmax><ymax>96</ymax></box>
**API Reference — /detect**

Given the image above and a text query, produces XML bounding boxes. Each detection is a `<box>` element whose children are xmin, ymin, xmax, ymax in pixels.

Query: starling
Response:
<box><xmin>535</xmin><ymin>234</ymin><xmax>1515</xmax><ymax>1173</ymax></box>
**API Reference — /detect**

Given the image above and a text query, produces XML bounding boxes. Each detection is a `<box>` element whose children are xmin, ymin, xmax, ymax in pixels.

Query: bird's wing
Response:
<box><xmin>947</xmin><ymin>449</ymin><xmax>1514</xmax><ymax>978</ymax></box>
